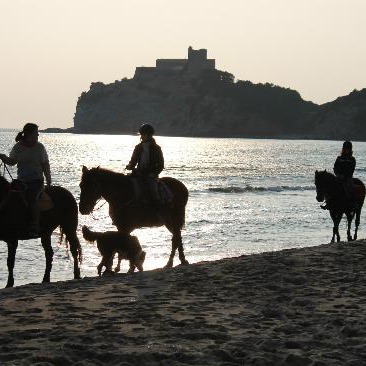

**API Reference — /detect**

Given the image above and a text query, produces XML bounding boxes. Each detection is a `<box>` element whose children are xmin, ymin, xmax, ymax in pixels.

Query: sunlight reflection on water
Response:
<box><xmin>1</xmin><ymin>131</ymin><xmax>366</xmax><ymax>286</ymax></box>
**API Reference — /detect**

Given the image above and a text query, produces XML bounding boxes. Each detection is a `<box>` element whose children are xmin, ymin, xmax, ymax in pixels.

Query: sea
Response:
<box><xmin>1</xmin><ymin>129</ymin><xmax>366</xmax><ymax>287</ymax></box>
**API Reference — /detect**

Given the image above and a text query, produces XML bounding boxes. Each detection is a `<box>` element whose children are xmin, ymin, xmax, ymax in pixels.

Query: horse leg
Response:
<box><xmin>164</xmin><ymin>225</ymin><xmax>177</xmax><ymax>268</ymax></box>
<box><xmin>330</xmin><ymin>211</ymin><xmax>342</xmax><ymax>243</ymax></box>
<box><xmin>6</xmin><ymin>240</ymin><xmax>18</xmax><ymax>288</ymax></box>
<box><xmin>127</xmin><ymin>260</ymin><xmax>136</xmax><ymax>274</ymax></box>
<box><xmin>165</xmin><ymin>226</ymin><xmax>188</xmax><ymax>268</ymax></box>
<box><xmin>65</xmin><ymin>231</ymin><xmax>82</xmax><ymax>279</ymax></box>
<box><xmin>97</xmin><ymin>260</ymin><xmax>103</xmax><ymax>276</ymax></box>
<box><xmin>41</xmin><ymin>235</ymin><xmax>54</xmax><ymax>283</ymax></box>
<box><xmin>175</xmin><ymin>229</ymin><xmax>189</xmax><ymax>266</ymax></box>
<box><xmin>353</xmin><ymin>208</ymin><xmax>361</xmax><ymax>241</ymax></box>
<box><xmin>114</xmin><ymin>252</ymin><xmax>122</xmax><ymax>273</ymax></box>
<box><xmin>346</xmin><ymin>213</ymin><xmax>354</xmax><ymax>241</ymax></box>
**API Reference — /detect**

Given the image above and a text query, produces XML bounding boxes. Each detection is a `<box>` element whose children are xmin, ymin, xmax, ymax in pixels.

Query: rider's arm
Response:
<box><xmin>155</xmin><ymin>146</ymin><xmax>164</xmax><ymax>175</ymax></box>
<box><xmin>350</xmin><ymin>157</ymin><xmax>356</xmax><ymax>177</ymax></box>
<box><xmin>43</xmin><ymin>161</ymin><xmax>51</xmax><ymax>186</ymax></box>
<box><xmin>0</xmin><ymin>153</ymin><xmax>16</xmax><ymax>166</ymax></box>
<box><xmin>126</xmin><ymin>145</ymin><xmax>140</xmax><ymax>170</ymax></box>
<box><xmin>40</xmin><ymin>144</ymin><xmax>51</xmax><ymax>186</ymax></box>
<box><xmin>333</xmin><ymin>157</ymin><xmax>340</xmax><ymax>176</ymax></box>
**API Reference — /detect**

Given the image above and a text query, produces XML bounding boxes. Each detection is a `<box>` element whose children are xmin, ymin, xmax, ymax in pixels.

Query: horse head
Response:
<box><xmin>79</xmin><ymin>166</ymin><xmax>103</xmax><ymax>215</ymax></box>
<box><xmin>314</xmin><ymin>170</ymin><xmax>336</xmax><ymax>202</ymax></box>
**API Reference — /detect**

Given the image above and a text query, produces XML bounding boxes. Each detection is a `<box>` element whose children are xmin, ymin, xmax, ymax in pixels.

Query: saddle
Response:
<box><xmin>130</xmin><ymin>177</ymin><xmax>173</xmax><ymax>207</ymax></box>
<box><xmin>39</xmin><ymin>191</ymin><xmax>54</xmax><ymax>211</ymax></box>
<box><xmin>0</xmin><ymin>182</ymin><xmax>53</xmax><ymax>240</ymax></box>
<box><xmin>7</xmin><ymin>180</ymin><xmax>54</xmax><ymax>211</ymax></box>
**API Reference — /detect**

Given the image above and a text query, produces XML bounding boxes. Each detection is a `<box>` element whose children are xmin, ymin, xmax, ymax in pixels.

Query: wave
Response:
<box><xmin>207</xmin><ymin>185</ymin><xmax>315</xmax><ymax>193</ymax></box>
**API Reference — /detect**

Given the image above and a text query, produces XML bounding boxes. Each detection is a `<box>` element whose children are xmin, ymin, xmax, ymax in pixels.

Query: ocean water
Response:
<box><xmin>1</xmin><ymin>130</ymin><xmax>366</xmax><ymax>287</ymax></box>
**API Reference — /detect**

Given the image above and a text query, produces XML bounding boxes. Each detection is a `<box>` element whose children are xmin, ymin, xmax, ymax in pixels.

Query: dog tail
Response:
<box><xmin>82</xmin><ymin>225</ymin><xmax>101</xmax><ymax>243</ymax></box>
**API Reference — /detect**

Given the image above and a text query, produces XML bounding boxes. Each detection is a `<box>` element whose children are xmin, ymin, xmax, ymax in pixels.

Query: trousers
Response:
<box><xmin>24</xmin><ymin>179</ymin><xmax>44</xmax><ymax>230</ymax></box>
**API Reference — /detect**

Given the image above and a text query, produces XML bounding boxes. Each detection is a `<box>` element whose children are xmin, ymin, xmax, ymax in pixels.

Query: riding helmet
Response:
<box><xmin>138</xmin><ymin>123</ymin><xmax>155</xmax><ymax>136</ymax></box>
<box><xmin>343</xmin><ymin>140</ymin><xmax>352</xmax><ymax>150</ymax></box>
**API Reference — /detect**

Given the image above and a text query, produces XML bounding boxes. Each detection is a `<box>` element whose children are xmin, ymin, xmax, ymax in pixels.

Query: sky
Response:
<box><xmin>1</xmin><ymin>0</ymin><xmax>366</xmax><ymax>130</ymax></box>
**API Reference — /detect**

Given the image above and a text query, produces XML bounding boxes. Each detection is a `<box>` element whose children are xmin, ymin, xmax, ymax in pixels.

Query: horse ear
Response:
<box><xmin>82</xmin><ymin>166</ymin><xmax>88</xmax><ymax>174</ymax></box>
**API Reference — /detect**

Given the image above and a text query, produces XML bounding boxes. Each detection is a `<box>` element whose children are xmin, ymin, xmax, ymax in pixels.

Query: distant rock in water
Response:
<box><xmin>72</xmin><ymin>47</ymin><xmax>366</xmax><ymax>140</ymax></box>
<box><xmin>42</xmin><ymin>127</ymin><xmax>75</xmax><ymax>133</ymax></box>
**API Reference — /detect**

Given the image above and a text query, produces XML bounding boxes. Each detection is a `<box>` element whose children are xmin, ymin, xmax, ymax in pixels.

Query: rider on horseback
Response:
<box><xmin>332</xmin><ymin>140</ymin><xmax>357</xmax><ymax>210</ymax></box>
<box><xmin>0</xmin><ymin>123</ymin><xmax>52</xmax><ymax>237</ymax></box>
<box><xmin>126</xmin><ymin>123</ymin><xmax>165</xmax><ymax>218</ymax></box>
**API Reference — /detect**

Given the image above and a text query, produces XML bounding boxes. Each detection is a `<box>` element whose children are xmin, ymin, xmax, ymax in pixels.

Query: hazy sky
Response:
<box><xmin>1</xmin><ymin>0</ymin><xmax>366</xmax><ymax>129</ymax></box>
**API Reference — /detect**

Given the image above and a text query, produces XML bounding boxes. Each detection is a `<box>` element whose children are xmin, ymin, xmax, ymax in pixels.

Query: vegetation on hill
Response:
<box><xmin>73</xmin><ymin>69</ymin><xmax>366</xmax><ymax>140</ymax></box>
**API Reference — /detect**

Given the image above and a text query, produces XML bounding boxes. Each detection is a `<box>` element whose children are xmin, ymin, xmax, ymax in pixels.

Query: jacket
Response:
<box><xmin>128</xmin><ymin>138</ymin><xmax>164</xmax><ymax>177</ymax></box>
<box><xmin>333</xmin><ymin>155</ymin><xmax>356</xmax><ymax>178</ymax></box>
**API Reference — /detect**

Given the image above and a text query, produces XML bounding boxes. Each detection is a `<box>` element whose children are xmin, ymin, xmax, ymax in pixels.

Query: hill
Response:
<box><xmin>70</xmin><ymin>47</ymin><xmax>366</xmax><ymax>140</ymax></box>
<box><xmin>73</xmin><ymin>69</ymin><xmax>317</xmax><ymax>138</ymax></box>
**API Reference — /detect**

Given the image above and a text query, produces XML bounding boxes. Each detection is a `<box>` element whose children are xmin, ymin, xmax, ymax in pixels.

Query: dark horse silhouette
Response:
<box><xmin>0</xmin><ymin>175</ymin><xmax>82</xmax><ymax>287</ymax></box>
<box><xmin>315</xmin><ymin>170</ymin><xmax>365</xmax><ymax>243</ymax></box>
<box><xmin>79</xmin><ymin>166</ymin><xmax>189</xmax><ymax>268</ymax></box>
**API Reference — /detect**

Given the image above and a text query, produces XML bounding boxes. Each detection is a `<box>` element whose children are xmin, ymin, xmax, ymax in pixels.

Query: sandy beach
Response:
<box><xmin>1</xmin><ymin>240</ymin><xmax>366</xmax><ymax>365</ymax></box>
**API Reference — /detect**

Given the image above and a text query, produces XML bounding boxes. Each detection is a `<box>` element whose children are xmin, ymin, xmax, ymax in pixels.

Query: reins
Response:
<box><xmin>90</xmin><ymin>198</ymin><xmax>108</xmax><ymax>220</ymax></box>
<box><xmin>0</xmin><ymin>162</ymin><xmax>14</xmax><ymax>181</ymax></box>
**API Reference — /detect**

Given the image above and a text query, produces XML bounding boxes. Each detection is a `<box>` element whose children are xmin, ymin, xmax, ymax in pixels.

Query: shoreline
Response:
<box><xmin>1</xmin><ymin>240</ymin><xmax>366</xmax><ymax>365</ymax></box>
<box><xmin>41</xmin><ymin>128</ymin><xmax>350</xmax><ymax>142</ymax></box>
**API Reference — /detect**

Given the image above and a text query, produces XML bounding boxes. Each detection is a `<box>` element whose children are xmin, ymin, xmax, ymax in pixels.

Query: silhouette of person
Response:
<box><xmin>126</xmin><ymin>123</ymin><xmax>164</xmax><ymax>216</ymax></box>
<box><xmin>333</xmin><ymin>140</ymin><xmax>357</xmax><ymax>210</ymax></box>
<box><xmin>0</xmin><ymin>123</ymin><xmax>51</xmax><ymax>237</ymax></box>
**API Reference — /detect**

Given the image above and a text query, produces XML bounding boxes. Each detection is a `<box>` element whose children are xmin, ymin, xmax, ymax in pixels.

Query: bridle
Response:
<box><xmin>80</xmin><ymin>173</ymin><xmax>108</xmax><ymax>220</ymax></box>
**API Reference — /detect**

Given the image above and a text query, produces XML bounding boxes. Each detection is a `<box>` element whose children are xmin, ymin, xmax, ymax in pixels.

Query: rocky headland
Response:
<box><xmin>66</xmin><ymin>48</ymin><xmax>366</xmax><ymax>140</ymax></box>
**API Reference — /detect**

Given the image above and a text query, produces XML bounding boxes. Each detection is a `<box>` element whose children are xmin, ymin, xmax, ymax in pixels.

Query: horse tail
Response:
<box><xmin>161</xmin><ymin>177</ymin><xmax>188</xmax><ymax>230</ymax></box>
<box><xmin>48</xmin><ymin>186</ymin><xmax>83</xmax><ymax>264</ymax></box>
<box><xmin>353</xmin><ymin>178</ymin><xmax>366</xmax><ymax>206</ymax></box>
<box><xmin>174</xmin><ymin>182</ymin><xmax>188</xmax><ymax>230</ymax></box>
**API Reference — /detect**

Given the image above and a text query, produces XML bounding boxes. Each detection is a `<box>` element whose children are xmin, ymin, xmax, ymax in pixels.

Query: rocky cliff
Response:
<box><xmin>298</xmin><ymin>89</ymin><xmax>366</xmax><ymax>140</ymax></box>
<box><xmin>73</xmin><ymin>69</ymin><xmax>366</xmax><ymax>140</ymax></box>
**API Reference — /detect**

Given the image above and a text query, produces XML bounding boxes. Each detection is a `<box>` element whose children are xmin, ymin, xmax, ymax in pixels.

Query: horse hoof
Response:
<box><xmin>5</xmin><ymin>280</ymin><xmax>14</xmax><ymax>288</ymax></box>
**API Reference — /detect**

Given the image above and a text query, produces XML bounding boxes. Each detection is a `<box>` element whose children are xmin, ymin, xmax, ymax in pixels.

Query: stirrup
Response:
<box><xmin>320</xmin><ymin>204</ymin><xmax>328</xmax><ymax>210</ymax></box>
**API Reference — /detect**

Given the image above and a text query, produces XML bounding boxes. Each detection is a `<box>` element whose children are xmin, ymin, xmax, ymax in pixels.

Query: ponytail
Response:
<box><xmin>15</xmin><ymin>132</ymin><xmax>24</xmax><ymax>142</ymax></box>
<box><xmin>15</xmin><ymin>123</ymin><xmax>38</xmax><ymax>142</ymax></box>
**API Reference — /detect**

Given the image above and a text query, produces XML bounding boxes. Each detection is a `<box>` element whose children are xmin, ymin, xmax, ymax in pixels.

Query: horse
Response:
<box><xmin>79</xmin><ymin>166</ymin><xmax>189</xmax><ymax>269</ymax></box>
<box><xmin>314</xmin><ymin>170</ymin><xmax>365</xmax><ymax>243</ymax></box>
<box><xmin>0</xmin><ymin>175</ymin><xmax>82</xmax><ymax>287</ymax></box>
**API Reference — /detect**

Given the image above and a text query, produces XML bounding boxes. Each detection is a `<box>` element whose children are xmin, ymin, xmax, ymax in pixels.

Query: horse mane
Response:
<box><xmin>89</xmin><ymin>167</ymin><xmax>129</xmax><ymax>184</ymax></box>
<box><xmin>316</xmin><ymin>170</ymin><xmax>336</xmax><ymax>182</ymax></box>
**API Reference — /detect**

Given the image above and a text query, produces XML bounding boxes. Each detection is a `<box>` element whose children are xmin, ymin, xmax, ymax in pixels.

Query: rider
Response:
<box><xmin>0</xmin><ymin>123</ymin><xmax>52</xmax><ymax>237</ymax></box>
<box><xmin>333</xmin><ymin>140</ymin><xmax>357</xmax><ymax>210</ymax></box>
<box><xmin>125</xmin><ymin>123</ymin><xmax>164</xmax><ymax>217</ymax></box>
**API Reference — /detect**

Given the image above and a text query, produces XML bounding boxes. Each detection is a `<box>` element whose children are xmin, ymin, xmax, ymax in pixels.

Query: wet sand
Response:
<box><xmin>1</xmin><ymin>240</ymin><xmax>366</xmax><ymax>365</ymax></box>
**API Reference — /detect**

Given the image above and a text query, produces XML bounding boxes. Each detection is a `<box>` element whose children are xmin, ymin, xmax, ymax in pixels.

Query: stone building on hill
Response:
<box><xmin>134</xmin><ymin>46</ymin><xmax>215</xmax><ymax>79</ymax></box>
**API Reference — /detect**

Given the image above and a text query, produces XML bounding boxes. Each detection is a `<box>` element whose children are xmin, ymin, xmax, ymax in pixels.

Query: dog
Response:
<box><xmin>82</xmin><ymin>225</ymin><xmax>146</xmax><ymax>276</ymax></box>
